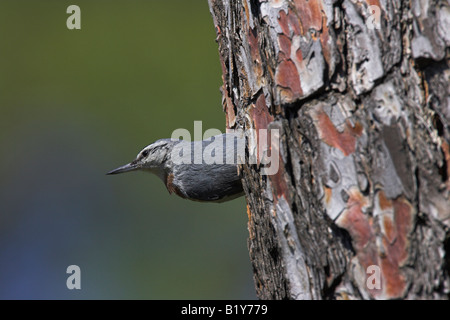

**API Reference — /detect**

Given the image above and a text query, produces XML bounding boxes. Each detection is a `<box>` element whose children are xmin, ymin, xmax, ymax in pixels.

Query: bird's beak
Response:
<box><xmin>106</xmin><ymin>161</ymin><xmax>139</xmax><ymax>175</ymax></box>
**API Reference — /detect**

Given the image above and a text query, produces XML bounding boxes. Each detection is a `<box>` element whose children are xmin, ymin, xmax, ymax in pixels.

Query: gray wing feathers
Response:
<box><xmin>170</xmin><ymin>133</ymin><xmax>244</xmax><ymax>202</ymax></box>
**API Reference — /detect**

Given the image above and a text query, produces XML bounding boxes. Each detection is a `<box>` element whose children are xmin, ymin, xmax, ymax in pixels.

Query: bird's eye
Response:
<box><xmin>141</xmin><ymin>149</ymin><xmax>149</xmax><ymax>158</ymax></box>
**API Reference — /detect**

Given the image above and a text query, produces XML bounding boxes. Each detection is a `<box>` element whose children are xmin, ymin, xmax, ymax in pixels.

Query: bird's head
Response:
<box><xmin>107</xmin><ymin>139</ymin><xmax>175</xmax><ymax>177</ymax></box>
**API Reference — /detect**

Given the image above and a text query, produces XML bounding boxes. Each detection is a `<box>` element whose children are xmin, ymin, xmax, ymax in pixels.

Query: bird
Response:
<box><xmin>107</xmin><ymin>133</ymin><xmax>244</xmax><ymax>202</ymax></box>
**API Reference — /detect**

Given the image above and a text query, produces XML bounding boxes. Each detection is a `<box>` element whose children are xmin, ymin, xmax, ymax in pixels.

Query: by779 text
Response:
<box><xmin>225</xmin><ymin>304</ymin><xmax>268</xmax><ymax>315</ymax></box>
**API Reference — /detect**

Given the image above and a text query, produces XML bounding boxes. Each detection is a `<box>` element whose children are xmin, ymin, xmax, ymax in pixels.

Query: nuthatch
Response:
<box><xmin>107</xmin><ymin>133</ymin><xmax>244</xmax><ymax>202</ymax></box>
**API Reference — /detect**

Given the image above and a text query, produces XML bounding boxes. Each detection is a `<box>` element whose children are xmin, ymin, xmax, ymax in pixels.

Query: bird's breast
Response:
<box><xmin>165</xmin><ymin>172</ymin><xmax>188</xmax><ymax>199</ymax></box>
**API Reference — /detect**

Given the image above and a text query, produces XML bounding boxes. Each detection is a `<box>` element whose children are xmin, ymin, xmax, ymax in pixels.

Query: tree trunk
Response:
<box><xmin>208</xmin><ymin>0</ymin><xmax>450</xmax><ymax>299</ymax></box>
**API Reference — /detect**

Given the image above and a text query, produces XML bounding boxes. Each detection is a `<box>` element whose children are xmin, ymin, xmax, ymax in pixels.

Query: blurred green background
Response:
<box><xmin>0</xmin><ymin>0</ymin><xmax>255</xmax><ymax>299</ymax></box>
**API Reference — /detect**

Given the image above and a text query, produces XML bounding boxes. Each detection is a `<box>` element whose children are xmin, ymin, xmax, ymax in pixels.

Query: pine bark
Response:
<box><xmin>208</xmin><ymin>0</ymin><xmax>450</xmax><ymax>299</ymax></box>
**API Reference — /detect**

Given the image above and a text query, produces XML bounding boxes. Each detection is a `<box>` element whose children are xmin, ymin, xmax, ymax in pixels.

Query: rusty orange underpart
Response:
<box><xmin>165</xmin><ymin>173</ymin><xmax>187</xmax><ymax>199</ymax></box>
<box><xmin>315</xmin><ymin>110</ymin><xmax>362</xmax><ymax>156</ymax></box>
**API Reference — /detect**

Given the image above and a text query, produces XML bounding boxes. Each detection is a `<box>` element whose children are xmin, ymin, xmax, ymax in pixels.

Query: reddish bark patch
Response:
<box><xmin>249</xmin><ymin>94</ymin><xmax>289</xmax><ymax>202</ymax></box>
<box><xmin>314</xmin><ymin>110</ymin><xmax>362</xmax><ymax>156</ymax></box>
<box><xmin>242</xmin><ymin>0</ymin><xmax>250</xmax><ymax>24</ymax></box>
<box><xmin>249</xmin><ymin>93</ymin><xmax>275</xmax><ymax>165</ymax></box>
<box><xmin>275</xmin><ymin>9</ymin><xmax>304</xmax><ymax>101</ymax></box>
<box><xmin>275</xmin><ymin>60</ymin><xmax>302</xmax><ymax>95</ymax></box>
<box><xmin>222</xmin><ymin>79</ymin><xmax>236</xmax><ymax>129</ymax></box>
<box><xmin>379</xmin><ymin>258</ymin><xmax>406</xmax><ymax>298</ymax></box>
<box><xmin>295</xmin><ymin>46</ymin><xmax>303</xmax><ymax>65</ymax></box>
<box><xmin>339</xmin><ymin>189</ymin><xmax>414</xmax><ymax>298</ymax></box>
<box><xmin>324</xmin><ymin>185</ymin><xmax>332</xmax><ymax>205</ymax></box>
<box><xmin>337</xmin><ymin>188</ymin><xmax>382</xmax><ymax>297</ymax></box>
<box><xmin>248</xmin><ymin>27</ymin><xmax>261</xmax><ymax>62</ymax></box>
<box><xmin>249</xmin><ymin>94</ymin><xmax>274</xmax><ymax>134</ymax></box>
<box><xmin>269</xmin><ymin>152</ymin><xmax>289</xmax><ymax>200</ymax></box>
<box><xmin>293</xmin><ymin>0</ymin><xmax>323</xmax><ymax>32</ymax></box>
<box><xmin>388</xmin><ymin>198</ymin><xmax>412</xmax><ymax>266</ymax></box>
<box><xmin>378</xmin><ymin>189</ymin><xmax>391</xmax><ymax>211</ymax></box>
<box><xmin>441</xmin><ymin>140</ymin><xmax>450</xmax><ymax>189</ymax></box>
<box><xmin>249</xmin><ymin>95</ymin><xmax>286</xmax><ymax>199</ymax></box>
<box><xmin>319</xmin><ymin>20</ymin><xmax>331</xmax><ymax>73</ymax></box>
<box><xmin>337</xmin><ymin>189</ymin><xmax>372</xmax><ymax>250</ymax></box>
<box><xmin>278</xmin><ymin>34</ymin><xmax>292</xmax><ymax>59</ymax></box>
<box><xmin>292</xmin><ymin>0</ymin><xmax>333</xmax><ymax>78</ymax></box>
<box><xmin>247</xmin><ymin>204</ymin><xmax>255</xmax><ymax>240</ymax></box>
<box><xmin>347</xmin><ymin>120</ymin><xmax>364</xmax><ymax>136</ymax></box>
<box><xmin>247</xmin><ymin>26</ymin><xmax>264</xmax><ymax>83</ymax></box>
<box><xmin>383</xmin><ymin>215</ymin><xmax>396</xmax><ymax>244</ymax></box>
<box><xmin>380</xmin><ymin>197</ymin><xmax>413</xmax><ymax>298</ymax></box>
<box><xmin>287</xmin><ymin>8</ymin><xmax>303</xmax><ymax>35</ymax></box>
<box><xmin>274</xmin><ymin>1</ymin><xmax>336</xmax><ymax>102</ymax></box>
<box><xmin>278</xmin><ymin>10</ymin><xmax>290</xmax><ymax>36</ymax></box>
<box><xmin>278</xmin><ymin>10</ymin><xmax>303</xmax><ymax>37</ymax></box>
